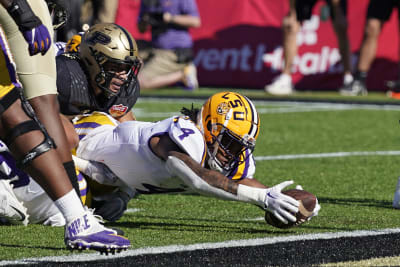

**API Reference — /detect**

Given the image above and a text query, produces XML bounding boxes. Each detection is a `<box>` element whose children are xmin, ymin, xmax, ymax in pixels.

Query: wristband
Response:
<box><xmin>237</xmin><ymin>184</ymin><xmax>265</xmax><ymax>206</ymax></box>
<box><xmin>7</xmin><ymin>0</ymin><xmax>42</xmax><ymax>31</ymax></box>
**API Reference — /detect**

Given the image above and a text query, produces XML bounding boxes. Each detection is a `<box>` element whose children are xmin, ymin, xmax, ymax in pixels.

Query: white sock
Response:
<box><xmin>344</xmin><ymin>73</ymin><xmax>354</xmax><ymax>85</ymax></box>
<box><xmin>280</xmin><ymin>73</ymin><xmax>292</xmax><ymax>82</ymax></box>
<box><xmin>54</xmin><ymin>189</ymin><xmax>85</xmax><ymax>223</ymax></box>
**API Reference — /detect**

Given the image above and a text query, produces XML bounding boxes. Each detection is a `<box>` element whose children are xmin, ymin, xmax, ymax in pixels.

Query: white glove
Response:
<box><xmin>264</xmin><ymin>181</ymin><xmax>299</xmax><ymax>224</ymax></box>
<box><xmin>73</xmin><ymin>155</ymin><xmax>118</xmax><ymax>185</ymax></box>
<box><xmin>295</xmin><ymin>185</ymin><xmax>303</xmax><ymax>190</ymax></box>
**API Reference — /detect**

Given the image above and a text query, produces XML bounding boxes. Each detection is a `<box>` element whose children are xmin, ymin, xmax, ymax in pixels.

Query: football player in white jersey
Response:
<box><xmin>73</xmin><ymin>91</ymin><xmax>320</xmax><ymax>224</ymax></box>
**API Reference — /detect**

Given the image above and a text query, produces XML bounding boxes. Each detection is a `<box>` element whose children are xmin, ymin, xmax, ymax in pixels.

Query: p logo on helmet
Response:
<box><xmin>79</xmin><ymin>23</ymin><xmax>142</xmax><ymax>99</ymax></box>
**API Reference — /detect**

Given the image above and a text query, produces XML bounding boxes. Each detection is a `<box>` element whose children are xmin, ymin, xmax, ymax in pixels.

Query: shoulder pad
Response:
<box><xmin>168</xmin><ymin>117</ymin><xmax>206</xmax><ymax>165</ymax></box>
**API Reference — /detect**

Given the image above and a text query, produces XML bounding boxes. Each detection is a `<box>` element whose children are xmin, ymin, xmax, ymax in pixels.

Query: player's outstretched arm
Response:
<box><xmin>148</xmin><ymin>133</ymin><xmax>299</xmax><ymax>224</ymax></box>
<box><xmin>166</xmin><ymin>151</ymin><xmax>299</xmax><ymax>224</ymax></box>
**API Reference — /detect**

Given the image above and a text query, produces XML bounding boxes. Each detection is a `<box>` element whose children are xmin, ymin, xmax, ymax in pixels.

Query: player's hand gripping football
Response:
<box><xmin>264</xmin><ymin>181</ymin><xmax>299</xmax><ymax>224</ymax></box>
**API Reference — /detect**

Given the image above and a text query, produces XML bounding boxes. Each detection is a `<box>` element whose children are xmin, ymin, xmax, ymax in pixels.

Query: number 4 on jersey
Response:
<box><xmin>178</xmin><ymin>128</ymin><xmax>195</xmax><ymax>140</ymax></box>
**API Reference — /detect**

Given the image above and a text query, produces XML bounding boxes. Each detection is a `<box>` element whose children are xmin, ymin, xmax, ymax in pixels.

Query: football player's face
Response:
<box><xmin>214</xmin><ymin>145</ymin><xmax>232</xmax><ymax>169</ymax></box>
<box><xmin>108</xmin><ymin>71</ymin><xmax>128</xmax><ymax>94</ymax></box>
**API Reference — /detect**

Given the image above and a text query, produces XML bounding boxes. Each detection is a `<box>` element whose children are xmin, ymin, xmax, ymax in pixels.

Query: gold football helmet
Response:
<box><xmin>197</xmin><ymin>92</ymin><xmax>260</xmax><ymax>172</ymax></box>
<box><xmin>80</xmin><ymin>23</ymin><xmax>141</xmax><ymax>98</ymax></box>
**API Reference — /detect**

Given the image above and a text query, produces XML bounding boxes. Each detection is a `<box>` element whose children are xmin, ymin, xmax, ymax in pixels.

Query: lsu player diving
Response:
<box><xmin>74</xmin><ymin>91</ymin><xmax>319</xmax><ymax>225</ymax></box>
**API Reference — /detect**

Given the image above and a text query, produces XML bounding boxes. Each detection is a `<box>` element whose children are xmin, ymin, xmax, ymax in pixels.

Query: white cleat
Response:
<box><xmin>264</xmin><ymin>74</ymin><xmax>294</xmax><ymax>95</ymax></box>
<box><xmin>0</xmin><ymin>179</ymin><xmax>28</xmax><ymax>225</ymax></box>
<box><xmin>64</xmin><ymin>207</ymin><xmax>130</xmax><ymax>254</ymax></box>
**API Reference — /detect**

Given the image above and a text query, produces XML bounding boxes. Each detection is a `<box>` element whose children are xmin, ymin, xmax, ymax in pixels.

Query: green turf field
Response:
<box><xmin>1</xmin><ymin>89</ymin><xmax>400</xmax><ymax>261</ymax></box>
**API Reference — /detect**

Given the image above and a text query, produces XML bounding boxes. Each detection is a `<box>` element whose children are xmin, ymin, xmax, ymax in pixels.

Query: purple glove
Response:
<box><xmin>7</xmin><ymin>0</ymin><xmax>52</xmax><ymax>55</ymax></box>
<box><xmin>21</xmin><ymin>24</ymin><xmax>52</xmax><ymax>56</ymax></box>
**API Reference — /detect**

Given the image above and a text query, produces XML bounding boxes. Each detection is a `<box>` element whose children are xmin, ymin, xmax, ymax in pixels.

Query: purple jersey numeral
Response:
<box><xmin>178</xmin><ymin>128</ymin><xmax>195</xmax><ymax>140</ymax></box>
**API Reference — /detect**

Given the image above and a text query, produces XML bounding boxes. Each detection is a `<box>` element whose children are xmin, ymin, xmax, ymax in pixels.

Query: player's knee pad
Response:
<box><xmin>1</xmin><ymin>88</ymin><xmax>55</xmax><ymax>169</ymax></box>
<box><xmin>4</xmin><ymin>120</ymin><xmax>54</xmax><ymax>169</ymax></box>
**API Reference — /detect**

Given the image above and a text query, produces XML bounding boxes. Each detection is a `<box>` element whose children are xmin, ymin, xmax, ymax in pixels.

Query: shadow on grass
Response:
<box><xmin>0</xmin><ymin>242</ymin><xmax>63</xmax><ymax>250</ymax></box>
<box><xmin>108</xmin><ymin>217</ymin><xmax>290</xmax><ymax>235</ymax></box>
<box><xmin>107</xmin><ymin>196</ymin><xmax>395</xmax><ymax>235</ymax></box>
<box><xmin>318</xmin><ymin>197</ymin><xmax>393</xmax><ymax>209</ymax></box>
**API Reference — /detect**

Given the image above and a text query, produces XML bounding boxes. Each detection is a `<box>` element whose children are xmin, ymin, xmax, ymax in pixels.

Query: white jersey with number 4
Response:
<box><xmin>75</xmin><ymin>112</ymin><xmax>256</xmax><ymax>195</ymax></box>
<box><xmin>75</xmin><ymin>113</ymin><xmax>207</xmax><ymax>194</ymax></box>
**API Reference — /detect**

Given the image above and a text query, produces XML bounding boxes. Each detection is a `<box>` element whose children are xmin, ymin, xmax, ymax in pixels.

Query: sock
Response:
<box><xmin>54</xmin><ymin>189</ymin><xmax>85</xmax><ymax>223</ymax></box>
<box><xmin>63</xmin><ymin>161</ymin><xmax>81</xmax><ymax>199</ymax></box>
<box><xmin>354</xmin><ymin>71</ymin><xmax>367</xmax><ymax>83</ymax></box>
<box><xmin>343</xmin><ymin>73</ymin><xmax>353</xmax><ymax>85</ymax></box>
<box><xmin>280</xmin><ymin>73</ymin><xmax>292</xmax><ymax>82</ymax></box>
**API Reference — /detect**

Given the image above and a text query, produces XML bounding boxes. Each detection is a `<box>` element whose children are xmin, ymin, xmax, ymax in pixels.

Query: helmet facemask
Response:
<box><xmin>207</xmin><ymin>123</ymin><xmax>255</xmax><ymax>173</ymax></box>
<box><xmin>93</xmin><ymin>53</ymin><xmax>142</xmax><ymax>99</ymax></box>
<box><xmin>80</xmin><ymin>23</ymin><xmax>142</xmax><ymax>100</ymax></box>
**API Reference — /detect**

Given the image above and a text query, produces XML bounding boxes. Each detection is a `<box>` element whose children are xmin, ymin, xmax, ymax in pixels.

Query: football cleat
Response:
<box><xmin>264</xmin><ymin>74</ymin><xmax>294</xmax><ymax>95</ymax></box>
<box><xmin>339</xmin><ymin>80</ymin><xmax>368</xmax><ymax>96</ymax></box>
<box><xmin>387</xmin><ymin>91</ymin><xmax>400</xmax><ymax>100</ymax></box>
<box><xmin>0</xmin><ymin>179</ymin><xmax>29</xmax><ymax>226</ymax></box>
<box><xmin>64</xmin><ymin>207</ymin><xmax>130</xmax><ymax>254</ymax></box>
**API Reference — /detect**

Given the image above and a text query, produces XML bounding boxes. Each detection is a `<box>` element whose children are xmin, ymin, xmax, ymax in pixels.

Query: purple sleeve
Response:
<box><xmin>181</xmin><ymin>0</ymin><xmax>199</xmax><ymax>17</ymax></box>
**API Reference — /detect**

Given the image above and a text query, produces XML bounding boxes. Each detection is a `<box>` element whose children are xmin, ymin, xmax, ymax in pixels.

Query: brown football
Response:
<box><xmin>265</xmin><ymin>189</ymin><xmax>316</xmax><ymax>229</ymax></box>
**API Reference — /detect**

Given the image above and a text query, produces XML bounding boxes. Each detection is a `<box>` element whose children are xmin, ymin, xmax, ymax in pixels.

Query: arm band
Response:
<box><xmin>237</xmin><ymin>184</ymin><xmax>266</xmax><ymax>206</ymax></box>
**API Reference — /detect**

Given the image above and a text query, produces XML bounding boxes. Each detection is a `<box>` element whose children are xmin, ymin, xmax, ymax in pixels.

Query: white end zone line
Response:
<box><xmin>255</xmin><ymin>151</ymin><xmax>400</xmax><ymax>161</ymax></box>
<box><xmin>134</xmin><ymin>97</ymin><xmax>400</xmax><ymax>118</ymax></box>
<box><xmin>2</xmin><ymin>228</ymin><xmax>400</xmax><ymax>265</ymax></box>
<box><xmin>138</xmin><ymin>97</ymin><xmax>400</xmax><ymax>111</ymax></box>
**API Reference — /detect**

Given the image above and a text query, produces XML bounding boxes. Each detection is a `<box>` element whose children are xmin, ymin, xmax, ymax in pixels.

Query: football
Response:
<box><xmin>265</xmin><ymin>189</ymin><xmax>317</xmax><ymax>229</ymax></box>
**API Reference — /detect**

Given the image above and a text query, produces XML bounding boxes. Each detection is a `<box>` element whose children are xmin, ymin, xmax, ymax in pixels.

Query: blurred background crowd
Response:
<box><xmin>55</xmin><ymin>0</ymin><xmax>400</xmax><ymax>95</ymax></box>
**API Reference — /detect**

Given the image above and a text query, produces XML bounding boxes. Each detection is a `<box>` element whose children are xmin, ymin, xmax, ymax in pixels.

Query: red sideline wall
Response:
<box><xmin>116</xmin><ymin>0</ymin><xmax>399</xmax><ymax>91</ymax></box>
